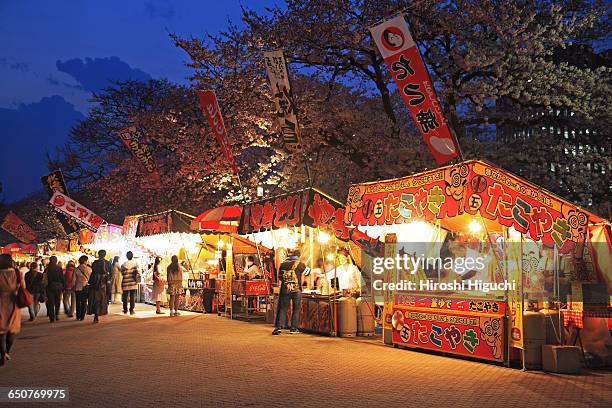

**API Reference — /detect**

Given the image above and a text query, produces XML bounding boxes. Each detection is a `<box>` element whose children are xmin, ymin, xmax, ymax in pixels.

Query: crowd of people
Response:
<box><xmin>0</xmin><ymin>249</ymin><xmax>188</xmax><ymax>367</ymax></box>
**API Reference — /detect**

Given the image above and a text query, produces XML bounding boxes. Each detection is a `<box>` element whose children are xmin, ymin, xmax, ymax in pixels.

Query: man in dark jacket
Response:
<box><xmin>272</xmin><ymin>249</ymin><xmax>308</xmax><ymax>335</ymax></box>
<box><xmin>25</xmin><ymin>262</ymin><xmax>44</xmax><ymax>321</ymax></box>
<box><xmin>88</xmin><ymin>250</ymin><xmax>109</xmax><ymax>323</ymax></box>
<box><xmin>44</xmin><ymin>256</ymin><xmax>65</xmax><ymax>323</ymax></box>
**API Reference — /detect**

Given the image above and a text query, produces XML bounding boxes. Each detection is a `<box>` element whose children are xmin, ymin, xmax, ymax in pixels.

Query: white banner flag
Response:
<box><xmin>263</xmin><ymin>50</ymin><xmax>302</xmax><ymax>152</ymax></box>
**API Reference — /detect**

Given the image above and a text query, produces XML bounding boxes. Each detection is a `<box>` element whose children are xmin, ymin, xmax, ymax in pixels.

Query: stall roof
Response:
<box><xmin>136</xmin><ymin>210</ymin><xmax>196</xmax><ymax>237</ymax></box>
<box><xmin>191</xmin><ymin>206</ymin><xmax>242</xmax><ymax>233</ymax></box>
<box><xmin>0</xmin><ymin>242</ymin><xmax>38</xmax><ymax>254</ymax></box>
<box><xmin>199</xmin><ymin>233</ymin><xmax>272</xmax><ymax>254</ymax></box>
<box><xmin>345</xmin><ymin>160</ymin><xmax>609</xmax><ymax>251</ymax></box>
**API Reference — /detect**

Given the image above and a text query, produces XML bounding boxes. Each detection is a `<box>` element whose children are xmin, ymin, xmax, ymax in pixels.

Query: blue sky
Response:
<box><xmin>0</xmin><ymin>0</ymin><xmax>277</xmax><ymax>202</ymax></box>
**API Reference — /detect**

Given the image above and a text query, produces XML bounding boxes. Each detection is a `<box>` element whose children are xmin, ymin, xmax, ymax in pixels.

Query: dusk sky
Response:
<box><xmin>0</xmin><ymin>0</ymin><xmax>275</xmax><ymax>203</ymax></box>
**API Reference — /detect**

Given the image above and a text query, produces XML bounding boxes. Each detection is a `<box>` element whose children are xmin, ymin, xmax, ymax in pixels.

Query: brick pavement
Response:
<box><xmin>1</xmin><ymin>303</ymin><xmax>611</xmax><ymax>408</ymax></box>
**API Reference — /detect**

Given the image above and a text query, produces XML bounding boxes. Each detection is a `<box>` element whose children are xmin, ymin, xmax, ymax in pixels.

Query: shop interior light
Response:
<box><xmin>469</xmin><ymin>219</ymin><xmax>482</xmax><ymax>233</ymax></box>
<box><xmin>326</xmin><ymin>253</ymin><xmax>335</xmax><ymax>261</ymax></box>
<box><xmin>217</xmin><ymin>239</ymin><xmax>224</xmax><ymax>249</ymax></box>
<box><xmin>317</xmin><ymin>230</ymin><xmax>331</xmax><ymax>244</ymax></box>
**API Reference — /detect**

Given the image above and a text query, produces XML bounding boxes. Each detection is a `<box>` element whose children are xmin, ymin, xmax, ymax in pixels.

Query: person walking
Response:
<box><xmin>25</xmin><ymin>262</ymin><xmax>44</xmax><ymax>321</ymax></box>
<box><xmin>151</xmin><ymin>257</ymin><xmax>166</xmax><ymax>314</ymax></box>
<box><xmin>0</xmin><ymin>254</ymin><xmax>21</xmax><ymax>366</ymax></box>
<box><xmin>110</xmin><ymin>256</ymin><xmax>122</xmax><ymax>304</ymax></box>
<box><xmin>75</xmin><ymin>256</ymin><xmax>91</xmax><ymax>321</ymax></box>
<box><xmin>87</xmin><ymin>251</ymin><xmax>109</xmax><ymax>324</ymax></box>
<box><xmin>166</xmin><ymin>255</ymin><xmax>183</xmax><ymax>317</ymax></box>
<box><xmin>120</xmin><ymin>251</ymin><xmax>140</xmax><ymax>315</ymax></box>
<box><xmin>62</xmin><ymin>260</ymin><xmax>76</xmax><ymax>318</ymax></box>
<box><xmin>272</xmin><ymin>249</ymin><xmax>307</xmax><ymax>335</ymax></box>
<box><xmin>44</xmin><ymin>256</ymin><xmax>64</xmax><ymax>323</ymax></box>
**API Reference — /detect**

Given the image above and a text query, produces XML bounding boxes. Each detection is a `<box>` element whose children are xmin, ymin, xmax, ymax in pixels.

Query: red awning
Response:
<box><xmin>1</xmin><ymin>242</ymin><xmax>38</xmax><ymax>254</ymax></box>
<box><xmin>191</xmin><ymin>206</ymin><xmax>242</xmax><ymax>233</ymax></box>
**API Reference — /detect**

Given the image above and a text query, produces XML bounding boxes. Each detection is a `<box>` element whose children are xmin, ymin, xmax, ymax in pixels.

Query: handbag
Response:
<box><xmin>15</xmin><ymin>269</ymin><xmax>33</xmax><ymax>308</ymax></box>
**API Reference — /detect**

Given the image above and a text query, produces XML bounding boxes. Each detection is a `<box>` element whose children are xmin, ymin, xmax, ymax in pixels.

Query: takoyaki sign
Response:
<box><xmin>345</xmin><ymin>160</ymin><xmax>593</xmax><ymax>253</ymax></box>
<box><xmin>391</xmin><ymin>306</ymin><xmax>505</xmax><ymax>362</ymax></box>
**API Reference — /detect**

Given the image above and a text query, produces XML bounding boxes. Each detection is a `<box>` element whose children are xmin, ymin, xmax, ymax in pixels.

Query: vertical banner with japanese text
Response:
<box><xmin>370</xmin><ymin>15</ymin><xmax>459</xmax><ymax>165</ymax></box>
<box><xmin>197</xmin><ymin>90</ymin><xmax>238</xmax><ymax>174</ymax></box>
<box><xmin>1</xmin><ymin>211</ymin><xmax>37</xmax><ymax>243</ymax></box>
<box><xmin>507</xmin><ymin>233</ymin><xmax>524</xmax><ymax>349</ymax></box>
<box><xmin>117</xmin><ymin>124</ymin><xmax>162</xmax><ymax>187</ymax></box>
<box><xmin>263</xmin><ymin>50</ymin><xmax>302</xmax><ymax>152</ymax></box>
<box><xmin>41</xmin><ymin>170</ymin><xmax>79</xmax><ymax>234</ymax></box>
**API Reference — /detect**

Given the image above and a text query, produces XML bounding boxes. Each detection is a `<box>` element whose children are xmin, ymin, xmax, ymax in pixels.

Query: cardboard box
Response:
<box><xmin>542</xmin><ymin>345</ymin><xmax>582</xmax><ymax>374</ymax></box>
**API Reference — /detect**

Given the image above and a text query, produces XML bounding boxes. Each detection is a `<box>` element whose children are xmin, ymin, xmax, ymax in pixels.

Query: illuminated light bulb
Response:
<box><xmin>326</xmin><ymin>253</ymin><xmax>335</xmax><ymax>261</ymax></box>
<box><xmin>469</xmin><ymin>219</ymin><xmax>482</xmax><ymax>233</ymax></box>
<box><xmin>217</xmin><ymin>239</ymin><xmax>224</xmax><ymax>249</ymax></box>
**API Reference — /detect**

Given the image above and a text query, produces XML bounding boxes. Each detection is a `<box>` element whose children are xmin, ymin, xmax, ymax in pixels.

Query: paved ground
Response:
<box><xmin>1</xmin><ymin>303</ymin><xmax>611</xmax><ymax>408</ymax></box>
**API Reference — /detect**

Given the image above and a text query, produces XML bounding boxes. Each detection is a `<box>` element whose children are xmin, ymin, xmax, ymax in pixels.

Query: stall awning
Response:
<box><xmin>1</xmin><ymin>242</ymin><xmax>38</xmax><ymax>254</ymax></box>
<box><xmin>238</xmin><ymin>187</ymin><xmax>383</xmax><ymax>254</ymax></box>
<box><xmin>191</xmin><ymin>206</ymin><xmax>241</xmax><ymax>233</ymax></box>
<box><xmin>136</xmin><ymin>210</ymin><xmax>195</xmax><ymax>237</ymax></box>
<box><xmin>344</xmin><ymin>159</ymin><xmax>609</xmax><ymax>253</ymax></box>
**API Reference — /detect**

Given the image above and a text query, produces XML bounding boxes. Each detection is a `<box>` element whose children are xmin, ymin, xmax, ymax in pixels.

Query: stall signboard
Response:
<box><xmin>197</xmin><ymin>90</ymin><xmax>238</xmax><ymax>174</ymax></box>
<box><xmin>69</xmin><ymin>239</ymin><xmax>80</xmax><ymax>253</ymax></box>
<box><xmin>55</xmin><ymin>239</ymin><xmax>69</xmax><ymax>253</ymax></box>
<box><xmin>263</xmin><ymin>50</ymin><xmax>301</xmax><ymax>152</ymax></box>
<box><xmin>188</xmin><ymin>279</ymin><xmax>205</xmax><ymax>289</ymax></box>
<box><xmin>41</xmin><ymin>170</ymin><xmax>78</xmax><ymax>234</ymax></box>
<box><xmin>394</xmin><ymin>293</ymin><xmax>506</xmax><ymax>315</ymax></box>
<box><xmin>232</xmin><ymin>280</ymin><xmax>271</xmax><ymax>296</ymax></box>
<box><xmin>345</xmin><ymin>160</ymin><xmax>594</xmax><ymax>254</ymax></box>
<box><xmin>49</xmin><ymin>191</ymin><xmax>103</xmax><ymax>232</ymax></box>
<box><xmin>370</xmin><ymin>15</ymin><xmax>459</xmax><ymax>165</ymax></box>
<box><xmin>239</xmin><ymin>188</ymin><xmax>382</xmax><ymax>254</ymax></box>
<box><xmin>136</xmin><ymin>211</ymin><xmax>192</xmax><ymax>237</ymax></box>
<box><xmin>117</xmin><ymin>124</ymin><xmax>162</xmax><ymax>187</ymax></box>
<box><xmin>122</xmin><ymin>215</ymin><xmax>140</xmax><ymax>239</ymax></box>
<box><xmin>1</xmin><ymin>211</ymin><xmax>37</xmax><ymax>243</ymax></box>
<box><xmin>92</xmin><ymin>224</ymin><xmax>123</xmax><ymax>244</ymax></box>
<box><xmin>391</xmin><ymin>306</ymin><xmax>505</xmax><ymax>362</ymax></box>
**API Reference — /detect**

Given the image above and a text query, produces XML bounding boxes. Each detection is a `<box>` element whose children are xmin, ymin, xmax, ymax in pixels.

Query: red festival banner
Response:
<box><xmin>197</xmin><ymin>90</ymin><xmax>238</xmax><ymax>174</ymax></box>
<box><xmin>370</xmin><ymin>15</ymin><xmax>459</xmax><ymax>164</ymax></box>
<box><xmin>1</xmin><ymin>211</ymin><xmax>37</xmax><ymax>243</ymax></box>
<box><xmin>117</xmin><ymin>124</ymin><xmax>162</xmax><ymax>187</ymax></box>
<box><xmin>49</xmin><ymin>191</ymin><xmax>104</xmax><ymax>232</ymax></box>
<box><xmin>345</xmin><ymin>160</ymin><xmax>598</xmax><ymax>254</ymax></box>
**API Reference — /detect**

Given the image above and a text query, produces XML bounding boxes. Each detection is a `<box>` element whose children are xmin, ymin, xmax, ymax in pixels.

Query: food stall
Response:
<box><xmin>132</xmin><ymin>210</ymin><xmax>206</xmax><ymax>311</ymax></box>
<box><xmin>239</xmin><ymin>188</ymin><xmax>380</xmax><ymax>335</ymax></box>
<box><xmin>191</xmin><ymin>205</ymin><xmax>274</xmax><ymax>318</ymax></box>
<box><xmin>1</xmin><ymin>242</ymin><xmax>39</xmax><ymax>264</ymax></box>
<box><xmin>344</xmin><ymin>159</ymin><xmax>611</xmax><ymax>365</ymax></box>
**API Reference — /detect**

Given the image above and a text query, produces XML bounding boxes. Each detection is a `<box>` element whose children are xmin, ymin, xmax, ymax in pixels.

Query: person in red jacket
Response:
<box><xmin>63</xmin><ymin>261</ymin><xmax>76</xmax><ymax>318</ymax></box>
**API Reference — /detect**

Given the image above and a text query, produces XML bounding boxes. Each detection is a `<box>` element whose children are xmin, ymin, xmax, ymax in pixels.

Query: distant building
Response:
<box><xmin>497</xmin><ymin>44</ymin><xmax>611</xmax><ymax>210</ymax></box>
